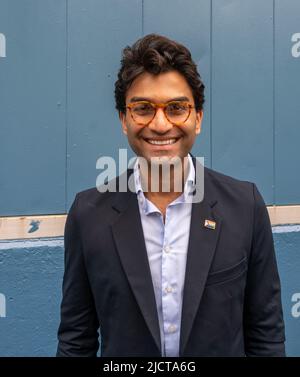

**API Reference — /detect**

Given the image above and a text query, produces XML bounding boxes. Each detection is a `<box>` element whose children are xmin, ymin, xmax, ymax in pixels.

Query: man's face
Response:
<box><xmin>120</xmin><ymin>70</ymin><xmax>203</xmax><ymax>163</ymax></box>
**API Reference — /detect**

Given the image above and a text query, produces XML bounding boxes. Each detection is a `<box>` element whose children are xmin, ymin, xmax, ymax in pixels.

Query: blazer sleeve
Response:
<box><xmin>56</xmin><ymin>194</ymin><xmax>99</xmax><ymax>356</ymax></box>
<box><xmin>243</xmin><ymin>184</ymin><xmax>286</xmax><ymax>356</ymax></box>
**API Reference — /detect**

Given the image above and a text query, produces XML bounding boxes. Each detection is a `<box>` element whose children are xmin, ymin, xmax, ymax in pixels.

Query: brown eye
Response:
<box><xmin>132</xmin><ymin>103</ymin><xmax>154</xmax><ymax>116</ymax></box>
<box><xmin>166</xmin><ymin>102</ymin><xmax>189</xmax><ymax>116</ymax></box>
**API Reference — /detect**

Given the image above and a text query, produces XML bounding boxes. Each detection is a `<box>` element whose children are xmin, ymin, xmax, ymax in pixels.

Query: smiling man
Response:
<box><xmin>57</xmin><ymin>34</ymin><xmax>285</xmax><ymax>357</ymax></box>
<box><xmin>120</xmin><ymin>70</ymin><xmax>202</xmax><ymax>161</ymax></box>
<box><xmin>119</xmin><ymin>68</ymin><xmax>203</xmax><ymax>218</ymax></box>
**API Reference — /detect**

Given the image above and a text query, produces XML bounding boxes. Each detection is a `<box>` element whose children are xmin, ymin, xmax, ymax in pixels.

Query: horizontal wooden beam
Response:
<box><xmin>267</xmin><ymin>205</ymin><xmax>300</xmax><ymax>226</ymax></box>
<box><xmin>0</xmin><ymin>215</ymin><xmax>66</xmax><ymax>240</ymax></box>
<box><xmin>0</xmin><ymin>205</ymin><xmax>300</xmax><ymax>240</ymax></box>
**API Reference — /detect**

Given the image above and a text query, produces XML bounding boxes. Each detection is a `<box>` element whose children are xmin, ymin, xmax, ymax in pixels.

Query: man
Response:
<box><xmin>57</xmin><ymin>34</ymin><xmax>285</xmax><ymax>357</ymax></box>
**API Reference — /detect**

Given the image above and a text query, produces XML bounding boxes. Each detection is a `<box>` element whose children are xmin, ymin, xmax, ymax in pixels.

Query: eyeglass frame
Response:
<box><xmin>126</xmin><ymin>100</ymin><xmax>195</xmax><ymax>127</ymax></box>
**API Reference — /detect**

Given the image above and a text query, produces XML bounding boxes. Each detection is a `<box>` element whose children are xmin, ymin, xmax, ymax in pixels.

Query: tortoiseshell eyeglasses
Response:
<box><xmin>126</xmin><ymin>101</ymin><xmax>195</xmax><ymax>126</ymax></box>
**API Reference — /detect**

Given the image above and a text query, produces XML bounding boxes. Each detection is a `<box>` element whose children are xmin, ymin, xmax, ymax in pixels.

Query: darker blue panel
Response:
<box><xmin>274</xmin><ymin>230</ymin><xmax>300</xmax><ymax>356</ymax></box>
<box><xmin>0</xmin><ymin>241</ymin><xmax>64</xmax><ymax>356</ymax></box>
<box><xmin>0</xmin><ymin>230</ymin><xmax>300</xmax><ymax>356</ymax></box>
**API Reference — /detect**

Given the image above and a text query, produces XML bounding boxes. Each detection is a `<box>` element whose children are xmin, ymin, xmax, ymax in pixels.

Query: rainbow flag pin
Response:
<box><xmin>204</xmin><ymin>219</ymin><xmax>216</xmax><ymax>230</ymax></box>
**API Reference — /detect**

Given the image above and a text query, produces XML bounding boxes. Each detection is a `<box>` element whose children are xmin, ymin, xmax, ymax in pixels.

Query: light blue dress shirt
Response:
<box><xmin>133</xmin><ymin>154</ymin><xmax>195</xmax><ymax>357</ymax></box>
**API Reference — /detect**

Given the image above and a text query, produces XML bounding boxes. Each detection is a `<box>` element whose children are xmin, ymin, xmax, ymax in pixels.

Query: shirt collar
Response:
<box><xmin>133</xmin><ymin>154</ymin><xmax>195</xmax><ymax>213</ymax></box>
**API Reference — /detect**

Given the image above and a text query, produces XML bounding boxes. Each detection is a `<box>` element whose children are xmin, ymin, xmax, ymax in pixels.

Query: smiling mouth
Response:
<box><xmin>144</xmin><ymin>138</ymin><xmax>180</xmax><ymax>145</ymax></box>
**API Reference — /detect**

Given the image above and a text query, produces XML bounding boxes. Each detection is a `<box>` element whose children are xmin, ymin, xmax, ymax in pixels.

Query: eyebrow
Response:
<box><xmin>129</xmin><ymin>96</ymin><xmax>190</xmax><ymax>103</ymax></box>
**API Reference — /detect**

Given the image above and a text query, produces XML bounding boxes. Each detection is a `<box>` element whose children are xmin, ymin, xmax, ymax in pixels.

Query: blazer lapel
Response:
<box><xmin>111</xmin><ymin>187</ymin><xmax>161</xmax><ymax>354</ymax></box>
<box><xmin>179</xmin><ymin>165</ymin><xmax>222</xmax><ymax>355</ymax></box>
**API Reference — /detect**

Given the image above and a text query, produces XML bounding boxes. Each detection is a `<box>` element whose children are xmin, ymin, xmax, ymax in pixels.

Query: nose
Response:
<box><xmin>147</xmin><ymin>108</ymin><xmax>173</xmax><ymax>133</ymax></box>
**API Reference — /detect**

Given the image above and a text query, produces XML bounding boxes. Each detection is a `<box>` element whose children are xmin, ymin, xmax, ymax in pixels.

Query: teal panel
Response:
<box><xmin>274</xmin><ymin>0</ymin><xmax>300</xmax><ymax>204</ymax></box>
<box><xmin>143</xmin><ymin>0</ymin><xmax>211</xmax><ymax>167</ymax></box>
<box><xmin>66</xmin><ymin>0</ymin><xmax>142</xmax><ymax>208</ymax></box>
<box><xmin>0</xmin><ymin>240</ymin><xmax>64</xmax><ymax>356</ymax></box>
<box><xmin>0</xmin><ymin>0</ymin><xmax>66</xmax><ymax>215</ymax></box>
<box><xmin>211</xmin><ymin>0</ymin><xmax>274</xmax><ymax>204</ymax></box>
<box><xmin>274</xmin><ymin>229</ymin><xmax>300</xmax><ymax>356</ymax></box>
<box><xmin>1</xmin><ymin>229</ymin><xmax>300</xmax><ymax>356</ymax></box>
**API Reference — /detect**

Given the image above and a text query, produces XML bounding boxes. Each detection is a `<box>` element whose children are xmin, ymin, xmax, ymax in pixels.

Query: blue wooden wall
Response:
<box><xmin>1</xmin><ymin>0</ymin><xmax>300</xmax><ymax>216</ymax></box>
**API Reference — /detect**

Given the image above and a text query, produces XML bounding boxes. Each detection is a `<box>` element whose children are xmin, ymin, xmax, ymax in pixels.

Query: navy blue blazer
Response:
<box><xmin>57</xmin><ymin>157</ymin><xmax>285</xmax><ymax>356</ymax></box>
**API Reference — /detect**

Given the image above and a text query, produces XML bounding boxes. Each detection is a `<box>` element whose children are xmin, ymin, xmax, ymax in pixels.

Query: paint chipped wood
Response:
<box><xmin>0</xmin><ymin>206</ymin><xmax>300</xmax><ymax>240</ymax></box>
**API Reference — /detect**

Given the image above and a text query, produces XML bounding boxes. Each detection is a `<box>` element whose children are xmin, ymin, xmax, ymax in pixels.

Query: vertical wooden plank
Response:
<box><xmin>0</xmin><ymin>0</ymin><xmax>66</xmax><ymax>215</ymax></box>
<box><xmin>143</xmin><ymin>0</ymin><xmax>211</xmax><ymax>167</ymax></box>
<box><xmin>275</xmin><ymin>0</ymin><xmax>300</xmax><ymax>204</ymax></box>
<box><xmin>212</xmin><ymin>0</ymin><xmax>274</xmax><ymax>203</ymax></box>
<box><xmin>67</xmin><ymin>0</ymin><xmax>142</xmax><ymax>208</ymax></box>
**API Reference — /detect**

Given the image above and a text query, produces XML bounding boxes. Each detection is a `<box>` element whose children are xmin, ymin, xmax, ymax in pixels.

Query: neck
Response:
<box><xmin>139</xmin><ymin>155</ymin><xmax>190</xmax><ymax>199</ymax></box>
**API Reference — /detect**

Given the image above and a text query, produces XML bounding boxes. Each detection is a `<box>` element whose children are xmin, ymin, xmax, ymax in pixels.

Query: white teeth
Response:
<box><xmin>147</xmin><ymin>138</ymin><xmax>177</xmax><ymax>145</ymax></box>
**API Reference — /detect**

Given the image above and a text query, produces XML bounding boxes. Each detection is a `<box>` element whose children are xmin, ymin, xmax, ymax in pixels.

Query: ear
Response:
<box><xmin>195</xmin><ymin>110</ymin><xmax>203</xmax><ymax>135</ymax></box>
<box><xmin>119</xmin><ymin>111</ymin><xmax>128</xmax><ymax>135</ymax></box>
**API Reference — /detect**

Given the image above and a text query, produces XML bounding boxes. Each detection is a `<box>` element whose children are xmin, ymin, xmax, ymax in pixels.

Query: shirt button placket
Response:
<box><xmin>164</xmin><ymin>245</ymin><xmax>171</xmax><ymax>253</ymax></box>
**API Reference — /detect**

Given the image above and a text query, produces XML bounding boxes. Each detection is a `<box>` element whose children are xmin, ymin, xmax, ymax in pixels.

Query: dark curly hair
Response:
<box><xmin>115</xmin><ymin>34</ymin><xmax>205</xmax><ymax>114</ymax></box>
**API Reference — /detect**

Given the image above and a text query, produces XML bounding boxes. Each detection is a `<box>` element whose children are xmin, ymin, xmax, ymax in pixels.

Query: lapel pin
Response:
<box><xmin>204</xmin><ymin>219</ymin><xmax>216</xmax><ymax>230</ymax></box>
